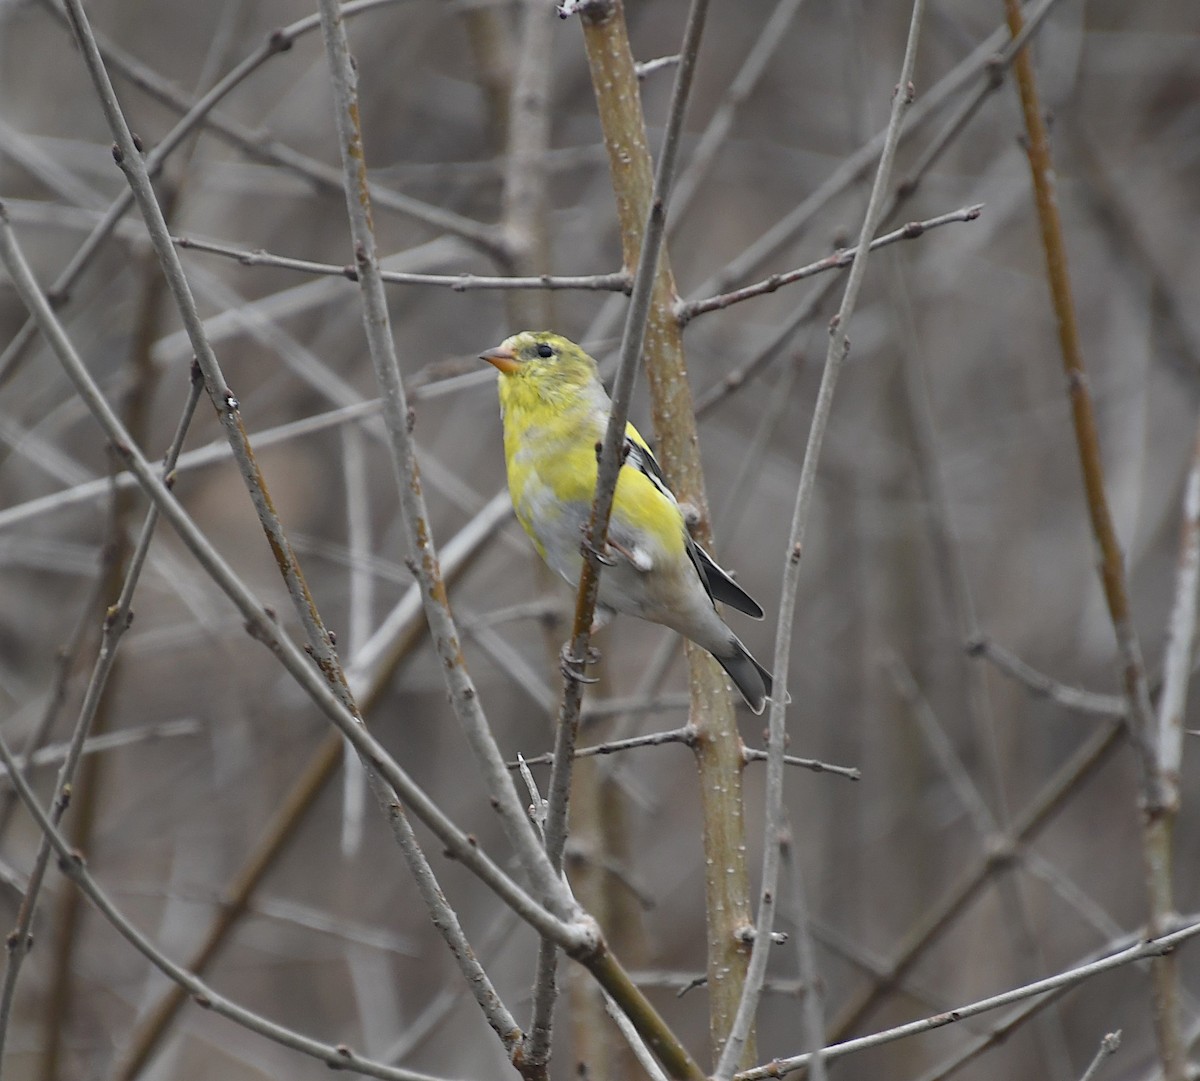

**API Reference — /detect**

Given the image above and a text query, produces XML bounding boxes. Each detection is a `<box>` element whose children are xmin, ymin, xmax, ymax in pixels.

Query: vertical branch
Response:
<box><xmin>313</xmin><ymin>0</ymin><xmax>570</xmax><ymax>915</ymax></box>
<box><xmin>714</xmin><ymin>2</ymin><xmax>926</xmax><ymax>1074</ymax></box>
<box><xmin>577</xmin><ymin>2</ymin><xmax>754</xmax><ymax>1065</ymax></box>
<box><xmin>462</xmin><ymin>5</ymin><xmax>515</xmax><ymax>152</ymax></box>
<box><xmin>501</xmin><ymin>0</ymin><xmax>555</xmax><ymax>330</ymax></box>
<box><xmin>499</xmin><ymin>4</ymin><xmax>571</xmax><ymax>1074</ymax></box>
<box><xmin>1157</xmin><ymin>411</ymin><xmax>1200</xmax><ymax>815</ymax></box>
<box><xmin>1001</xmin><ymin>3</ymin><xmax>1181</xmax><ymax>1077</ymax></box>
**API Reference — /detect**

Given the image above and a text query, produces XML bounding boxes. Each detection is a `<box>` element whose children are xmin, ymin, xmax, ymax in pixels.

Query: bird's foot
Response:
<box><xmin>608</xmin><ymin>538</ymin><xmax>652</xmax><ymax>572</ymax></box>
<box><xmin>579</xmin><ymin>530</ymin><xmax>617</xmax><ymax>566</ymax></box>
<box><xmin>560</xmin><ymin>643</ymin><xmax>601</xmax><ymax>684</ymax></box>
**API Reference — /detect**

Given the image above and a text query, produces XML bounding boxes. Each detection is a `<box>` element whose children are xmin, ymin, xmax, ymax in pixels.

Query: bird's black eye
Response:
<box><xmin>535</xmin><ymin>343</ymin><xmax>554</xmax><ymax>358</ymax></box>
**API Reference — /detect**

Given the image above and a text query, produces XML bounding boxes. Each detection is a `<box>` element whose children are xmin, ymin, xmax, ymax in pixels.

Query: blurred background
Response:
<box><xmin>1</xmin><ymin>0</ymin><xmax>1199</xmax><ymax>1078</ymax></box>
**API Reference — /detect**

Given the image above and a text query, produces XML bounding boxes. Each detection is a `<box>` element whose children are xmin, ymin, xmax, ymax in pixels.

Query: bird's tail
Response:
<box><xmin>716</xmin><ymin>637</ymin><xmax>775</xmax><ymax>715</ymax></box>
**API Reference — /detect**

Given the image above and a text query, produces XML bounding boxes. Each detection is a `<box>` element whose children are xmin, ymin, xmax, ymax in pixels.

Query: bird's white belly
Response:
<box><xmin>517</xmin><ymin>477</ymin><xmax>667</xmax><ymax>620</ymax></box>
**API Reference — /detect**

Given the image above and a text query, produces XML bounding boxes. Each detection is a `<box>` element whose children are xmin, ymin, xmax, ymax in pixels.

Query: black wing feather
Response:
<box><xmin>693</xmin><ymin>543</ymin><xmax>764</xmax><ymax>619</ymax></box>
<box><xmin>623</xmin><ymin>434</ymin><xmax>764</xmax><ymax>619</ymax></box>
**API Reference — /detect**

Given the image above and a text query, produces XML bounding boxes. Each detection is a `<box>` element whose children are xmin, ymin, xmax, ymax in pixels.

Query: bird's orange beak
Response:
<box><xmin>479</xmin><ymin>345</ymin><xmax>521</xmax><ymax>374</ymax></box>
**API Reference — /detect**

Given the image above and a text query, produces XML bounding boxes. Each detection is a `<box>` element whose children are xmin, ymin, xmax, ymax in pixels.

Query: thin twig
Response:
<box><xmin>1003</xmin><ymin>3</ymin><xmax>1180</xmax><ymax>1073</ymax></box>
<box><xmin>967</xmin><ymin>636</ymin><xmax>1125</xmax><ymax>716</ymax></box>
<box><xmin>740</xmin><ymin>749</ymin><xmax>860</xmax><ymax>781</ymax></box>
<box><xmin>780</xmin><ymin>828</ymin><xmax>827</xmax><ymax>1081</ymax></box>
<box><xmin>56</xmin><ymin>0</ymin><xmax>372</xmax><ymax>790</ymax></box>
<box><xmin>4</xmin><ymin>0</ymin><xmax>486</xmax><ymax>386</ymax></box>
<box><xmin>603</xmin><ymin>993</ymin><xmax>672</xmax><ymax>1081</ymax></box>
<box><xmin>314</xmin><ymin>0</ymin><xmax>572</xmax><ymax>920</ymax></box>
<box><xmin>715</xmin><ymin>5</ymin><xmax>926</xmax><ymax>1076</ymax></box>
<box><xmin>114</xmin><ymin>490</ymin><xmax>515</xmax><ymax>1081</ymax></box>
<box><xmin>668</xmin><ymin>0</ymin><xmax>808</xmax><ymax>226</ymax></box>
<box><xmin>579</xmin><ymin>1</ymin><xmax>760</xmax><ymax>1059</ymax></box>
<box><xmin>823</xmin><ymin>717</ymin><xmax>1124</xmax><ymax>1043</ymax></box>
<box><xmin>382</xmin><ymin>910</ymin><xmax>522</xmax><ymax>1063</ymax></box>
<box><xmin>735</xmin><ymin>921</ymin><xmax>1200</xmax><ymax>1081</ymax></box>
<box><xmin>1156</xmin><ymin>410</ymin><xmax>1200</xmax><ymax>813</ymax></box>
<box><xmin>679</xmin><ymin>205</ymin><xmax>981</xmax><ymax>323</ymax></box>
<box><xmin>513</xmin><ymin>727</ymin><xmax>695</xmax><ymax>768</ymax></box>
<box><xmin>0</xmin><ymin>719</ymin><xmax>201</xmax><ymax>780</ymax></box>
<box><xmin>886</xmin><ymin>653</ymin><xmax>994</xmax><ymax>835</ymax></box>
<box><xmin>0</xmin><ymin>569</ymin><xmax>109</xmax><ymax>837</ymax></box>
<box><xmin>543</xmin><ymin>0</ymin><xmax>712</xmax><ymax>877</ymax></box>
<box><xmin>688</xmin><ymin>1</ymin><xmax>1066</xmax><ymax>419</ymax></box>
<box><xmin>0</xmin><ymin>728</ymin><xmax>465</xmax><ymax>1081</ymax></box>
<box><xmin>911</xmin><ymin>977</ymin><xmax>1124</xmax><ymax>1081</ymax></box>
<box><xmin>0</xmin><ymin>373</ymin><xmax>203</xmax><ymax>1062</ymax></box>
<box><xmin>318</xmin><ymin>8</ymin><xmax>700</xmax><ymax>1078</ymax></box>
<box><xmin>175</xmin><ymin>234</ymin><xmax>631</xmax><ymax>292</ymax></box>
<box><xmin>0</xmin><ymin>200</ymin><xmax>588</xmax><ymax>957</ymax></box>
<box><xmin>684</xmin><ymin>18</ymin><xmax>1008</xmax><ymax>306</ymax></box>
<box><xmin>1078</xmin><ymin>1032</ymin><xmax>1122</xmax><ymax>1081</ymax></box>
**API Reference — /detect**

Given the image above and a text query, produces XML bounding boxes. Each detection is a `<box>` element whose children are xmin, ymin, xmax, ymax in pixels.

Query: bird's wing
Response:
<box><xmin>622</xmin><ymin>427</ymin><xmax>675</xmax><ymax>502</ymax></box>
<box><xmin>692</xmin><ymin>542</ymin><xmax>765</xmax><ymax>619</ymax></box>
<box><xmin>621</xmin><ymin>428</ymin><xmax>763</xmax><ymax>619</ymax></box>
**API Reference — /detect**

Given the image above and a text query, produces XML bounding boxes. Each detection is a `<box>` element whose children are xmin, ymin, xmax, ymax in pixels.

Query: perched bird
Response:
<box><xmin>480</xmin><ymin>330</ymin><xmax>775</xmax><ymax>714</ymax></box>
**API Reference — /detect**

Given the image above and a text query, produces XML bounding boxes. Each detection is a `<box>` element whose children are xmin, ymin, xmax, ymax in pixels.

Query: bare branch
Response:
<box><xmin>315</xmin><ymin>0</ymin><xmax>573</xmax><ymax>920</ymax></box>
<box><xmin>716</xmin><ymin>5</ymin><xmax>927</xmax><ymax>1075</ymax></box>
<box><xmin>679</xmin><ymin>205</ymin><xmax>982</xmax><ymax>323</ymax></box>
<box><xmin>967</xmin><ymin>637</ymin><xmax>1125</xmax><ymax>716</ymax></box>
<box><xmin>1156</xmin><ymin>410</ymin><xmax>1200</xmax><ymax>812</ymax></box>
<box><xmin>1003</xmin><ymin>1</ymin><xmax>1181</xmax><ymax>1070</ymax></box>
<box><xmin>175</xmin><ymin>234</ymin><xmax>631</xmax><ymax>292</ymax></box>
<box><xmin>736</xmin><ymin>920</ymin><xmax>1200</xmax><ymax>1081</ymax></box>
<box><xmin>0</xmin><ymin>728</ymin><xmax>470</xmax><ymax>1081</ymax></box>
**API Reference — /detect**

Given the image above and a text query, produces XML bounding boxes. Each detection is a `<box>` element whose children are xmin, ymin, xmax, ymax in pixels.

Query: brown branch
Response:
<box><xmin>1002</xmin><ymin>3</ymin><xmax>1181</xmax><ymax>1076</ymax></box>
<box><xmin>579</xmin><ymin>1</ymin><xmax>756</xmax><ymax>1066</ymax></box>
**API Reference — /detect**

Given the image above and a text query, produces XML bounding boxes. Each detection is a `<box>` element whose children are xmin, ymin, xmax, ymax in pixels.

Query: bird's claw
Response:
<box><xmin>580</xmin><ymin>530</ymin><xmax>616</xmax><ymax>566</ymax></box>
<box><xmin>560</xmin><ymin>643</ymin><xmax>601</xmax><ymax>684</ymax></box>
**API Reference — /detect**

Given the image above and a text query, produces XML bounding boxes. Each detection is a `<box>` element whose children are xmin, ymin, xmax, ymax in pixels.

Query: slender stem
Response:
<box><xmin>967</xmin><ymin>637</ymin><xmax>1125</xmax><ymax>716</ymax></box>
<box><xmin>578</xmin><ymin>1</ymin><xmax>757</xmax><ymax>1062</ymax></box>
<box><xmin>1002</xmin><ymin>3</ymin><xmax>1180</xmax><ymax>1076</ymax></box>
<box><xmin>313</xmin><ymin>0</ymin><xmax>571</xmax><ymax>918</ymax></box>
<box><xmin>176</xmin><ymin>235</ymin><xmax>630</xmax><ymax>292</ymax></box>
<box><xmin>3</xmin><ymin>0</ymin><xmax>498</xmax><ymax>386</ymax></box>
<box><xmin>824</xmin><ymin>722</ymin><xmax>1124</xmax><ymax>1043</ymax></box>
<box><xmin>1078</xmin><ymin>1032</ymin><xmax>1122</xmax><ymax>1081</ymax></box>
<box><xmin>545</xmin><ymin>0</ymin><xmax>710</xmax><ymax>871</ymax></box>
<box><xmin>0</xmin><ymin>201</ymin><xmax>588</xmax><ymax>956</ymax></box>
<box><xmin>113</xmin><ymin>491</ymin><xmax>514</xmax><ymax>1081</ymax></box>
<box><xmin>714</xmin><ymin>4</ymin><xmax>926</xmax><ymax>1076</ymax></box>
<box><xmin>668</xmin><ymin>0</ymin><xmax>809</xmax><ymax>227</ymax></box>
<box><xmin>0</xmin><ymin>730</ymin><xmax>460</xmax><ymax>1081</ymax></box>
<box><xmin>544</xmin><ymin>0</ymin><xmax>710</xmax><ymax>873</ymax></box>
<box><xmin>737</xmin><ymin>922</ymin><xmax>1200</xmax><ymax>1081</ymax></box>
<box><xmin>679</xmin><ymin>205</ymin><xmax>981</xmax><ymax>323</ymax></box>
<box><xmin>683</xmin><ymin>17</ymin><xmax>1007</xmax><ymax>306</ymax></box>
<box><xmin>780</xmin><ymin>829</ymin><xmax>827</xmax><ymax>1081</ymax></box>
<box><xmin>1156</xmin><ymin>409</ymin><xmax>1200</xmax><ymax>812</ymax></box>
<box><xmin>0</xmin><ymin>372</ymin><xmax>202</xmax><ymax>1063</ymax></box>
<box><xmin>56</xmin><ymin>0</ymin><xmax>368</xmax><ymax>772</ymax></box>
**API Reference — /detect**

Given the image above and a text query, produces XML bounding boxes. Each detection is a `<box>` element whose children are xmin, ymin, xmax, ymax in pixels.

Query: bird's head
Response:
<box><xmin>479</xmin><ymin>331</ymin><xmax>600</xmax><ymax>402</ymax></box>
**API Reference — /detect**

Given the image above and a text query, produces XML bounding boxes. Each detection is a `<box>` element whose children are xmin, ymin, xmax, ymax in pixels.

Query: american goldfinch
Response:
<box><xmin>480</xmin><ymin>330</ymin><xmax>775</xmax><ymax>714</ymax></box>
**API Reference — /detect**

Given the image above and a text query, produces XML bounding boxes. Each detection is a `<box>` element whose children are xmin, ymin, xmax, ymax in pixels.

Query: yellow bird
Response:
<box><xmin>480</xmin><ymin>331</ymin><xmax>774</xmax><ymax>713</ymax></box>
